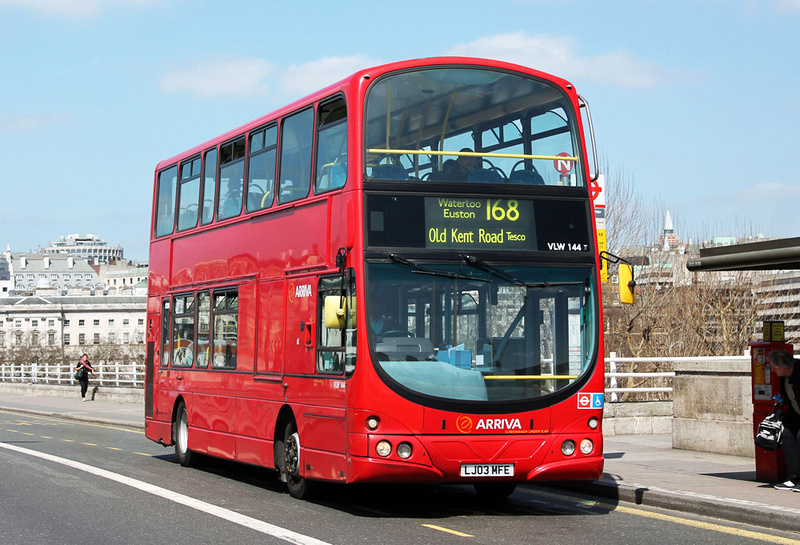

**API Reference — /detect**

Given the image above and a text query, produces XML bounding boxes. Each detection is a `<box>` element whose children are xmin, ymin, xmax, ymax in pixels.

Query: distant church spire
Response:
<box><xmin>661</xmin><ymin>209</ymin><xmax>679</xmax><ymax>250</ymax></box>
<box><xmin>664</xmin><ymin>209</ymin><xmax>674</xmax><ymax>234</ymax></box>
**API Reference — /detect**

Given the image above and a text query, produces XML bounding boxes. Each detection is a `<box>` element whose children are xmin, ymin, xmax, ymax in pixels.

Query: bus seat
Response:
<box><xmin>372</xmin><ymin>164</ymin><xmax>409</xmax><ymax>180</ymax></box>
<box><xmin>178</xmin><ymin>209</ymin><xmax>197</xmax><ymax>230</ymax></box>
<box><xmin>509</xmin><ymin>168</ymin><xmax>544</xmax><ymax>185</ymax></box>
<box><xmin>329</xmin><ymin>163</ymin><xmax>346</xmax><ymax>189</ymax></box>
<box><xmin>468</xmin><ymin>168</ymin><xmax>502</xmax><ymax>183</ymax></box>
<box><xmin>247</xmin><ymin>191</ymin><xmax>265</xmax><ymax>211</ymax></box>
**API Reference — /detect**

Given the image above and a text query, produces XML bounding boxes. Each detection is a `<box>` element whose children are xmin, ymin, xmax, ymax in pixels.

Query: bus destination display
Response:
<box><xmin>366</xmin><ymin>194</ymin><xmax>590</xmax><ymax>253</ymax></box>
<box><xmin>425</xmin><ymin>197</ymin><xmax>534</xmax><ymax>250</ymax></box>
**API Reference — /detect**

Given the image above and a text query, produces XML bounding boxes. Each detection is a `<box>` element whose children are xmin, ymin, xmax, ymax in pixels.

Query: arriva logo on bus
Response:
<box><xmin>456</xmin><ymin>415</ymin><xmax>523</xmax><ymax>433</ymax></box>
<box><xmin>289</xmin><ymin>283</ymin><xmax>313</xmax><ymax>303</ymax></box>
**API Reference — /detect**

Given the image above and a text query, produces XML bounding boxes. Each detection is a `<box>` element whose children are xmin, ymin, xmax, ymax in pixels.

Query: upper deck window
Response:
<box><xmin>155</xmin><ymin>166</ymin><xmax>178</xmax><ymax>237</ymax></box>
<box><xmin>278</xmin><ymin>108</ymin><xmax>314</xmax><ymax>204</ymax></box>
<box><xmin>218</xmin><ymin>137</ymin><xmax>246</xmax><ymax>220</ymax></box>
<box><xmin>315</xmin><ymin>97</ymin><xmax>348</xmax><ymax>193</ymax></box>
<box><xmin>200</xmin><ymin>148</ymin><xmax>217</xmax><ymax>226</ymax></box>
<box><xmin>177</xmin><ymin>157</ymin><xmax>201</xmax><ymax>231</ymax></box>
<box><xmin>246</xmin><ymin>125</ymin><xmax>277</xmax><ymax>212</ymax></box>
<box><xmin>364</xmin><ymin>67</ymin><xmax>582</xmax><ymax>187</ymax></box>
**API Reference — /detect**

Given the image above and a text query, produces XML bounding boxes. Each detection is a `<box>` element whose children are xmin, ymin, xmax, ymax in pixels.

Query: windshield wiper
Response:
<box><xmin>385</xmin><ymin>253</ymin><xmax>491</xmax><ymax>282</ymax></box>
<box><xmin>460</xmin><ymin>254</ymin><xmax>525</xmax><ymax>286</ymax></box>
<box><xmin>459</xmin><ymin>255</ymin><xmax>584</xmax><ymax>289</ymax></box>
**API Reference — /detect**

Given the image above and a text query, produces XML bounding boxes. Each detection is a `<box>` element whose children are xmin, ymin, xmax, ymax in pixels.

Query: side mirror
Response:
<box><xmin>324</xmin><ymin>296</ymin><xmax>346</xmax><ymax>329</ymax></box>
<box><xmin>324</xmin><ymin>295</ymin><xmax>357</xmax><ymax>329</ymax></box>
<box><xmin>618</xmin><ymin>264</ymin><xmax>635</xmax><ymax>305</ymax></box>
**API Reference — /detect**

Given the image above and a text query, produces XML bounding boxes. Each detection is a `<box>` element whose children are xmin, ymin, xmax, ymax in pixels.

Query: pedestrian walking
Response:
<box><xmin>75</xmin><ymin>353</ymin><xmax>96</xmax><ymax>402</ymax></box>
<box><xmin>768</xmin><ymin>350</ymin><xmax>800</xmax><ymax>491</ymax></box>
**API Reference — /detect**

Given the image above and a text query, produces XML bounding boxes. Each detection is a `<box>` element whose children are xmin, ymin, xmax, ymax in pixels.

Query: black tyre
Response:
<box><xmin>283</xmin><ymin>421</ymin><xmax>315</xmax><ymax>499</ymax></box>
<box><xmin>174</xmin><ymin>402</ymin><xmax>195</xmax><ymax>467</ymax></box>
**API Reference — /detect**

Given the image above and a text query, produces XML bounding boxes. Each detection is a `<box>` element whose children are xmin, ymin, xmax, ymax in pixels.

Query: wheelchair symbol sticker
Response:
<box><xmin>578</xmin><ymin>393</ymin><xmax>604</xmax><ymax>409</ymax></box>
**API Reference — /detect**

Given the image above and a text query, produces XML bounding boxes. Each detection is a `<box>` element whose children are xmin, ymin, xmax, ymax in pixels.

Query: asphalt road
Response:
<box><xmin>1</xmin><ymin>409</ymin><xmax>798</xmax><ymax>545</ymax></box>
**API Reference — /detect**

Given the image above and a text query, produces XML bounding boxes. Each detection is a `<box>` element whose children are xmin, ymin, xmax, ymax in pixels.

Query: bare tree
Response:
<box><xmin>600</xmin><ymin>163</ymin><xmax>771</xmax><ymax>399</ymax></box>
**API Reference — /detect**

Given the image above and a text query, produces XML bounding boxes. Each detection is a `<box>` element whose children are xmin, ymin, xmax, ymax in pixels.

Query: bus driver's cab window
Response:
<box><xmin>318</xmin><ymin>274</ymin><xmax>356</xmax><ymax>375</ymax></box>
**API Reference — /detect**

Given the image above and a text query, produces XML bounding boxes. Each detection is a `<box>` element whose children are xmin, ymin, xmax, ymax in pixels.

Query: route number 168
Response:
<box><xmin>486</xmin><ymin>199</ymin><xmax>520</xmax><ymax>222</ymax></box>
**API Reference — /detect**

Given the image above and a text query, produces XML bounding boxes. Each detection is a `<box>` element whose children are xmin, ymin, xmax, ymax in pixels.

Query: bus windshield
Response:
<box><xmin>364</xmin><ymin>67</ymin><xmax>583</xmax><ymax>187</ymax></box>
<box><xmin>367</xmin><ymin>262</ymin><xmax>596</xmax><ymax>403</ymax></box>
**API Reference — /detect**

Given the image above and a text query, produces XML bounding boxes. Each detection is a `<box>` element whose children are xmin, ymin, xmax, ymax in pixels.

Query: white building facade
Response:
<box><xmin>3</xmin><ymin>250</ymin><xmax>101</xmax><ymax>294</ymax></box>
<box><xmin>0</xmin><ymin>295</ymin><xmax>146</xmax><ymax>351</ymax></box>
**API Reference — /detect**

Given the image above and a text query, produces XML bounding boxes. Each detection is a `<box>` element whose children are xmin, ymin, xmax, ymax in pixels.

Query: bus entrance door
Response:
<box><xmin>284</xmin><ymin>277</ymin><xmax>317</xmax><ymax>377</ymax></box>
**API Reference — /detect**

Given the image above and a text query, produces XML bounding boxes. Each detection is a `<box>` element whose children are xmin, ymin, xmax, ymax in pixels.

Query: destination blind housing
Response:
<box><xmin>366</xmin><ymin>194</ymin><xmax>591</xmax><ymax>253</ymax></box>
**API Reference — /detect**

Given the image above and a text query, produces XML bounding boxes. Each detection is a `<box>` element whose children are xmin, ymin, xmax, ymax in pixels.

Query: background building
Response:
<box><xmin>3</xmin><ymin>250</ymin><xmax>101</xmax><ymax>294</ymax></box>
<box><xmin>95</xmin><ymin>260</ymin><xmax>148</xmax><ymax>295</ymax></box>
<box><xmin>38</xmin><ymin>233</ymin><xmax>123</xmax><ymax>265</ymax></box>
<box><xmin>0</xmin><ymin>294</ymin><xmax>146</xmax><ymax>353</ymax></box>
<box><xmin>0</xmin><ymin>254</ymin><xmax>10</xmax><ymax>296</ymax></box>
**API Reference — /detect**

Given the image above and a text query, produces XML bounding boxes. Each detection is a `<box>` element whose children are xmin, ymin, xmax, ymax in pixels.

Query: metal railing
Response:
<box><xmin>0</xmin><ymin>361</ymin><xmax>144</xmax><ymax>388</ymax></box>
<box><xmin>1</xmin><ymin>354</ymin><xmax>751</xmax><ymax>400</ymax></box>
<box><xmin>605</xmin><ymin>353</ymin><xmax>750</xmax><ymax>402</ymax></box>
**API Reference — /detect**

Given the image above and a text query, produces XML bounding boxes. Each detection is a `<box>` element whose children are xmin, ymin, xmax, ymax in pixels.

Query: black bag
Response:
<box><xmin>755</xmin><ymin>407</ymin><xmax>784</xmax><ymax>451</ymax></box>
<box><xmin>74</xmin><ymin>367</ymin><xmax>86</xmax><ymax>381</ymax></box>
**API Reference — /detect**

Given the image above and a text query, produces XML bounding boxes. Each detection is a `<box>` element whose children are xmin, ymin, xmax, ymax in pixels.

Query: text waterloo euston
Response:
<box><xmin>425</xmin><ymin>197</ymin><xmax>534</xmax><ymax>250</ymax></box>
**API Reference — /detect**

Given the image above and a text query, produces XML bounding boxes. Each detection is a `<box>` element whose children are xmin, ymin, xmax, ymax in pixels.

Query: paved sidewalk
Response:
<box><xmin>1</xmin><ymin>391</ymin><xmax>799</xmax><ymax>533</ymax></box>
<box><xmin>585</xmin><ymin>434</ymin><xmax>800</xmax><ymax>533</ymax></box>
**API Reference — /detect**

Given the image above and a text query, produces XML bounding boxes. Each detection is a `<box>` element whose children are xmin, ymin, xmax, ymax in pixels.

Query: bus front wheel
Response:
<box><xmin>283</xmin><ymin>422</ymin><xmax>314</xmax><ymax>499</ymax></box>
<box><xmin>174</xmin><ymin>402</ymin><xmax>195</xmax><ymax>467</ymax></box>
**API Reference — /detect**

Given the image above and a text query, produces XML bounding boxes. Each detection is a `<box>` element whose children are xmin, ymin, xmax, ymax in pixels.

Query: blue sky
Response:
<box><xmin>1</xmin><ymin>0</ymin><xmax>799</xmax><ymax>262</ymax></box>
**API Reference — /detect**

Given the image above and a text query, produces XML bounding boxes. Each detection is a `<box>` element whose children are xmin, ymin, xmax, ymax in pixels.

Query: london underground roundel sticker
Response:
<box><xmin>578</xmin><ymin>393</ymin><xmax>604</xmax><ymax>409</ymax></box>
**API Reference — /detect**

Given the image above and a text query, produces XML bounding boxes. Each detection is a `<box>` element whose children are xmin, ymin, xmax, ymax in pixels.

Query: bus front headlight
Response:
<box><xmin>376</xmin><ymin>440</ymin><xmax>392</xmax><ymax>457</ymax></box>
<box><xmin>397</xmin><ymin>442</ymin><xmax>413</xmax><ymax>459</ymax></box>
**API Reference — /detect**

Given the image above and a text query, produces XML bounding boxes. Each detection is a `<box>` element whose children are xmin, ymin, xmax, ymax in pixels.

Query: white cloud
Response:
<box><xmin>278</xmin><ymin>55</ymin><xmax>383</xmax><ymax>99</ymax></box>
<box><xmin>160</xmin><ymin>58</ymin><xmax>276</xmax><ymax>99</ymax></box>
<box><xmin>447</xmin><ymin>32</ymin><xmax>676</xmax><ymax>87</ymax></box>
<box><xmin>0</xmin><ymin>0</ymin><xmax>157</xmax><ymax>17</ymax></box>
<box><xmin>776</xmin><ymin>0</ymin><xmax>800</xmax><ymax>11</ymax></box>
<box><xmin>160</xmin><ymin>54</ymin><xmax>385</xmax><ymax>101</ymax></box>
<box><xmin>0</xmin><ymin>113</ymin><xmax>71</xmax><ymax>133</ymax></box>
<box><xmin>732</xmin><ymin>182</ymin><xmax>800</xmax><ymax>202</ymax></box>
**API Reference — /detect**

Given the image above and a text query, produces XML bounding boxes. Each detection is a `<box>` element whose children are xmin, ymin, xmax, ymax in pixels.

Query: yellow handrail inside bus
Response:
<box><xmin>367</xmin><ymin>149</ymin><xmax>578</xmax><ymax>162</ymax></box>
<box><xmin>483</xmin><ymin>375</ymin><xmax>578</xmax><ymax>380</ymax></box>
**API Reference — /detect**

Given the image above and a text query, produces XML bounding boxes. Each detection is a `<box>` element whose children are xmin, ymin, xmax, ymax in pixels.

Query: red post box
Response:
<box><xmin>750</xmin><ymin>339</ymin><xmax>792</xmax><ymax>482</ymax></box>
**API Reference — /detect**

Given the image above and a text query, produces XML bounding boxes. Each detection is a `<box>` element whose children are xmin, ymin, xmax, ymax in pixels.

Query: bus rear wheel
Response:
<box><xmin>174</xmin><ymin>402</ymin><xmax>195</xmax><ymax>467</ymax></box>
<box><xmin>283</xmin><ymin>422</ymin><xmax>315</xmax><ymax>499</ymax></box>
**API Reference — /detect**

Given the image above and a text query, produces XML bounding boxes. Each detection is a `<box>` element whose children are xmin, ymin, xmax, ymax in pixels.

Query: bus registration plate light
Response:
<box><xmin>460</xmin><ymin>463</ymin><xmax>515</xmax><ymax>477</ymax></box>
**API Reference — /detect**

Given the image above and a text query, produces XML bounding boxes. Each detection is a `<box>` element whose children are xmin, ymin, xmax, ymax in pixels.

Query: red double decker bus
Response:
<box><xmin>145</xmin><ymin>57</ymin><xmax>608</xmax><ymax>499</ymax></box>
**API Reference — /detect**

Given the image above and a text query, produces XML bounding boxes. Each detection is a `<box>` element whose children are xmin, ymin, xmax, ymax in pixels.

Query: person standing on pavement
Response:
<box><xmin>75</xmin><ymin>353</ymin><xmax>96</xmax><ymax>402</ymax></box>
<box><xmin>768</xmin><ymin>350</ymin><xmax>800</xmax><ymax>491</ymax></box>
